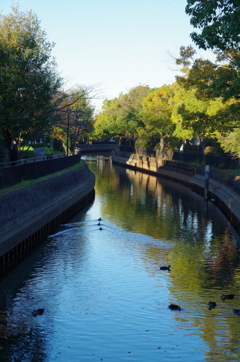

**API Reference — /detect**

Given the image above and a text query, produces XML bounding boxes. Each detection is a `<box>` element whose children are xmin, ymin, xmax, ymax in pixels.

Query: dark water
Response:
<box><xmin>1</xmin><ymin>155</ymin><xmax>240</xmax><ymax>361</ymax></box>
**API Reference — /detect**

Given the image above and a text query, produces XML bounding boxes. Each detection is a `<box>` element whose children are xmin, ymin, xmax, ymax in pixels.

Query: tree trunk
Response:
<box><xmin>160</xmin><ymin>136</ymin><xmax>164</xmax><ymax>151</ymax></box>
<box><xmin>3</xmin><ymin>127</ymin><xmax>12</xmax><ymax>161</ymax></box>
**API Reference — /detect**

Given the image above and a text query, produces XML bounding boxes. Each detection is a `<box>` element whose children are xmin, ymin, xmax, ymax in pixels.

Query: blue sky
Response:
<box><xmin>1</xmin><ymin>0</ymin><xmax>214</xmax><ymax>111</ymax></box>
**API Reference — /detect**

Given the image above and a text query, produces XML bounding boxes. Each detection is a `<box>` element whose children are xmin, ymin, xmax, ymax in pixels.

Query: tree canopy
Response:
<box><xmin>185</xmin><ymin>0</ymin><xmax>240</xmax><ymax>51</ymax></box>
<box><xmin>0</xmin><ymin>6</ymin><xmax>62</xmax><ymax>155</ymax></box>
<box><xmin>92</xmin><ymin>1</ymin><xmax>240</xmax><ymax>156</ymax></box>
<box><xmin>94</xmin><ymin>85</ymin><xmax>151</xmax><ymax>144</ymax></box>
<box><xmin>141</xmin><ymin>85</ymin><xmax>175</xmax><ymax>150</ymax></box>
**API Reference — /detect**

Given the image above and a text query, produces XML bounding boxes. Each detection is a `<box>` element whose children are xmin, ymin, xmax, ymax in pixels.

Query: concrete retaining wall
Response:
<box><xmin>0</xmin><ymin>161</ymin><xmax>95</xmax><ymax>276</ymax></box>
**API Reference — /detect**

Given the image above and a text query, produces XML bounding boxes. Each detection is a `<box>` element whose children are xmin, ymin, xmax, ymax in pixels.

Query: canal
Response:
<box><xmin>1</xmin><ymin>155</ymin><xmax>240</xmax><ymax>361</ymax></box>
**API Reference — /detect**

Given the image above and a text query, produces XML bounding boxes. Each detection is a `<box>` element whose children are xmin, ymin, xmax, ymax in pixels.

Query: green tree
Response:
<box><xmin>171</xmin><ymin>82</ymin><xmax>202</xmax><ymax>141</ymax></box>
<box><xmin>176</xmin><ymin>46</ymin><xmax>240</xmax><ymax>103</ymax></box>
<box><xmin>0</xmin><ymin>6</ymin><xmax>62</xmax><ymax>158</ymax></box>
<box><xmin>175</xmin><ymin>46</ymin><xmax>240</xmax><ymax>148</ymax></box>
<box><xmin>185</xmin><ymin>0</ymin><xmax>240</xmax><ymax>51</ymax></box>
<box><xmin>116</xmin><ymin>85</ymin><xmax>151</xmax><ymax>144</ymax></box>
<box><xmin>94</xmin><ymin>98</ymin><xmax>125</xmax><ymax>141</ymax></box>
<box><xmin>94</xmin><ymin>85</ymin><xmax>151</xmax><ymax>145</ymax></box>
<box><xmin>141</xmin><ymin>85</ymin><xmax>175</xmax><ymax>150</ymax></box>
<box><xmin>184</xmin><ymin>1</ymin><xmax>240</xmax><ymax>156</ymax></box>
<box><xmin>217</xmin><ymin>128</ymin><xmax>240</xmax><ymax>158</ymax></box>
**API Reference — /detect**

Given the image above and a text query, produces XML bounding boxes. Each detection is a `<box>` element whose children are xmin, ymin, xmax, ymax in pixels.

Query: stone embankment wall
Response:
<box><xmin>112</xmin><ymin>150</ymin><xmax>240</xmax><ymax>234</ymax></box>
<box><xmin>0</xmin><ymin>161</ymin><xmax>95</xmax><ymax>276</ymax></box>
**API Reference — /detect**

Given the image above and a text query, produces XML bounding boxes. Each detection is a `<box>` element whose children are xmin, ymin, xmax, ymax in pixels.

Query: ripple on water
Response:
<box><xmin>0</xmin><ymin>206</ymin><xmax>240</xmax><ymax>361</ymax></box>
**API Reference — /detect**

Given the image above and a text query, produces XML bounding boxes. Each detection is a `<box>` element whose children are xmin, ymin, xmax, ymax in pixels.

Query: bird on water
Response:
<box><xmin>160</xmin><ymin>265</ymin><xmax>171</xmax><ymax>271</ymax></box>
<box><xmin>220</xmin><ymin>294</ymin><xmax>235</xmax><ymax>300</ymax></box>
<box><xmin>32</xmin><ymin>308</ymin><xmax>44</xmax><ymax>317</ymax></box>
<box><xmin>208</xmin><ymin>301</ymin><xmax>217</xmax><ymax>310</ymax></box>
<box><xmin>168</xmin><ymin>304</ymin><xmax>181</xmax><ymax>311</ymax></box>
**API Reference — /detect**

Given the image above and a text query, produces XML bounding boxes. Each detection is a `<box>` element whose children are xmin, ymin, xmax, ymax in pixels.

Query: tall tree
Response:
<box><xmin>94</xmin><ymin>98</ymin><xmax>125</xmax><ymax>141</ymax></box>
<box><xmin>69</xmin><ymin>89</ymin><xmax>94</xmax><ymax>152</ymax></box>
<box><xmin>184</xmin><ymin>1</ymin><xmax>240</xmax><ymax>156</ymax></box>
<box><xmin>185</xmin><ymin>0</ymin><xmax>240</xmax><ymax>51</ymax></box>
<box><xmin>52</xmin><ymin>87</ymin><xmax>95</xmax><ymax>152</ymax></box>
<box><xmin>94</xmin><ymin>85</ymin><xmax>151</xmax><ymax>144</ymax></box>
<box><xmin>0</xmin><ymin>6</ymin><xmax>62</xmax><ymax>157</ymax></box>
<box><xmin>175</xmin><ymin>46</ymin><xmax>240</xmax><ymax>136</ymax></box>
<box><xmin>171</xmin><ymin>81</ymin><xmax>204</xmax><ymax>141</ymax></box>
<box><xmin>141</xmin><ymin>85</ymin><xmax>175</xmax><ymax>150</ymax></box>
<box><xmin>116</xmin><ymin>85</ymin><xmax>151</xmax><ymax>144</ymax></box>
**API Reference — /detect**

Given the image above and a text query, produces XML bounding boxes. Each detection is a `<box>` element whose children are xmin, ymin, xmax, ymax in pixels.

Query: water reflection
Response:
<box><xmin>0</xmin><ymin>155</ymin><xmax>240</xmax><ymax>361</ymax></box>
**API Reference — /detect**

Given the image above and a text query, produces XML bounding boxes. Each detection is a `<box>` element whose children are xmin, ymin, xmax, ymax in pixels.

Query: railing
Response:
<box><xmin>0</xmin><ymin>153</ymin><xmax>81</xmax><ymax>189</ymax></box>
<box><xmin>173</xmin><ymin>151</ymin><xmax>240</xmax><ymax>169</ymax></box>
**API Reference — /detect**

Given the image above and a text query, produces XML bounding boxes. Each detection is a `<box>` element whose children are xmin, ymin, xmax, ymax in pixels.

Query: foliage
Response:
<box><xmin>185</xmin><ymin>0</ymin><xmax>240</xmax><ymax>51</ymax></box>
<box><xmin>0</xmin><ymin>136</ymin><xmax>6</xmax><ymax>162</ymax></box>
<box><xmin>203</xmin><ymin>146</ymin><xmax>215</xmax><ymax>155</ymax></box>
<box><xmin>52</xmin><ymin>138</ymin><xmax>64</xmax><ymax>152</ymax></box>
<box><xmin>94</xmin><ymin>105</ymin><xmax>117</xmax><ymax>140</ymax></box>
<box><xmin>209</xmin><ymin>51</ymin><xmax>240</xmax><ymax>102</ymax></box>
<box><xmin>70</xmin><ymin>89</ymin><xmax>94</xmax><ymax>151</ymax></box>
<box><xmin>176</xmin><ymin>46</ymin><xmax>240</xmax><ymax>102</ymax></box>
<box><xmin>175</xmin><ymin>46</ymin><xmax>240</xmax><ymax>145</ymax></box>
<box><xmin>94</xmin><ymin>85</ymin><xmax>151</xmax><ymax>144</ymax></box>
<box><xmin>0</xmin><ymin>6</ymin><xmax>62</xmax><ymax>156</ymax></box>
<box><xmin>51</xmin><ymin>126</ymin><xmax>65</xmax><ymax>141</ymax></box>
<box><xmin>93</xmin><ymin>42</ymin><xmax>239</xmax><ymax>157</ymax></box>
<box><xmin>141</xmin><ymin>85</ymin><xmax>175</xmax><ymax>150</ymax></box>
<box><xmin>117</xmin><ymin>85</ymin><xmax>151</xmax><ymax>128</ymax></box>
<box><xmin>50</xmin><ymin>126</ymin><xmax>65</xmax><ymax>151</ymax></box>
<box><xmin>171</xmin><ymin>81</ymin><xmax>205</xmax><ymax>139</ymax></box>
<box><xmin>52</xmin><ymin>87</ymin><xmax>95</xmax><ymax>152</ymax></box>
<box><xmin>184</xmin><ymin>1</ymin><xmax>240</xmax><ymax>157</ymax></box>
<box><xmin>19</xmin><ymin>145</ymin><xmax>35</xmax><ymax>159</ymax></box>
<box><xmin>217</xmin><ymin>129</ymin><xmax>240</xmax><ymax>158</ymax></box>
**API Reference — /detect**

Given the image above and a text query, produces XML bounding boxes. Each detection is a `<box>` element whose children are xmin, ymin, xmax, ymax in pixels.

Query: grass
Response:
<box><xmin>189</xmin><ymin>161</ymin><xmax>240</xmax><ymax>176</ymax></box>
<box><xmin>227</xmin><ymin>169</ymin><xmax>240</xmax><ymax>176</ymax></box>
<box><xmin>19</xmin><ymin>146</ymin><xmax>35</xmax><ymax>159</ymax></box>
<box><xmin>0</xmin><ymin>160</ymin><xmax>84</xmax><ymax>194</ymax></box>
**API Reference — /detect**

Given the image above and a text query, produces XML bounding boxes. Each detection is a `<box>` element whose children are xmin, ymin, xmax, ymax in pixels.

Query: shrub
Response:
<box><xmin>19</xmin><ymin>146</ymin><xmax>35</xmax><ymax>159</ymax></box>
<box><xmin>53</xmin><ymin>138</ymin><xmax>64</xmax><ymax>152</ymax></box>
<box><xmin>204</xmin><ymin>146</ymin><xmax>215</xmax><ymax>155</ymax></box>
<box><xmin>0</xmin><ymin>137</ymin><xmax>6</xmax><ymax>162</ymax></box>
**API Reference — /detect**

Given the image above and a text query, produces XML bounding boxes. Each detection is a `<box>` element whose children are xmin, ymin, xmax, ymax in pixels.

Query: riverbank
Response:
<box><xmin>111</xmin><ymin>150</ymin><xmax>240</xmax><ymax>234</ymax></box>
<box><xmin>0</xmin><ymin>161</ymin><xmax>95</xmax><ymax>276</ymax></box>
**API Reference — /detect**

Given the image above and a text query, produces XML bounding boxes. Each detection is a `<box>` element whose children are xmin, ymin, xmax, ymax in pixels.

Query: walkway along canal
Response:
<box><xmin>1</xmin><ymin>155</ymin><xmax>240</xmax><ymax>360</ymax></box>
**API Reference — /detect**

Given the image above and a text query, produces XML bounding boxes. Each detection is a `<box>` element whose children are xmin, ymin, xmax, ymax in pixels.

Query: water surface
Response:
<box><xmin>1</xmin><ymin>155</ymin><xmax>240</xmax><ymax>361</ymax></box>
